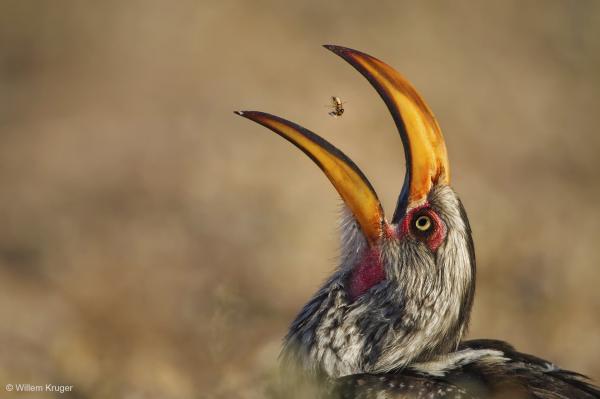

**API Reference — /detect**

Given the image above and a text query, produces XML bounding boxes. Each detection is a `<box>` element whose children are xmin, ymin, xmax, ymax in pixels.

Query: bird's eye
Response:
<box><xmin>414</xmin><ymin>215</ymin><xmax>432</xmax><ymax>232</ymax></box>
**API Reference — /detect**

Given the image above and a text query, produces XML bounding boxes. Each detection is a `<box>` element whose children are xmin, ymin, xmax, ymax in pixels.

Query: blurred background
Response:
<box><xmin>1</xmin><ymin>1</ymin><xmax>599</xmax><ymax>398</ymax></box>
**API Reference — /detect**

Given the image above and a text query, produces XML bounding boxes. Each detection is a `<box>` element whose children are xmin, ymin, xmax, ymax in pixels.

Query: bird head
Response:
<box><xmin>235</xmin><ymin>46</ymin><xmax>476</xmax><ymax>378</ymax></box>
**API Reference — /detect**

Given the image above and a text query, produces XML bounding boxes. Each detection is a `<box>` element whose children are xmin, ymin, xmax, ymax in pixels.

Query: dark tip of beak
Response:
<box><xmin>234</xmin><ymin>111</ymin><xmax>244</xmax><ymax>116</ymax></box>
<box><xmin>323</xmin><ymin>44</ymin><xmax>350</xmax><ymax>55</ymax></box>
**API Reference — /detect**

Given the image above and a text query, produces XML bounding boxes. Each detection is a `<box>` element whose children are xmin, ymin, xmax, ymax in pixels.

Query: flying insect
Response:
<box><xmin>327</xmin><ymin>96</ymin><xmax>345</xmax><ymax>117</ymax></box>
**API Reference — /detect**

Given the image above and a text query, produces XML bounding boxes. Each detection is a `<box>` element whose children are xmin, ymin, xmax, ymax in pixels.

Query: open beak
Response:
<box><xmin>235</xmin><ymin>45</ymin><xmax>450</xmax><ymax>241</ymax></box>
<box><xmin>324</xmin><ymin>45</ymin><xmax>450</xmax><ymax>223</ymax></box>
<box><xmin>234</xmin><ymin>111</ymin><xmax>385</xmax><ymax>245</ymax></box>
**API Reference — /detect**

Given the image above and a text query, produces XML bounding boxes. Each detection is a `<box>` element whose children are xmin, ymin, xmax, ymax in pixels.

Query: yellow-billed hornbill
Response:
<box><xmin>234</xmin><ymin>45</ymin><xmax>600</xmax><ymax>399</ymax></box>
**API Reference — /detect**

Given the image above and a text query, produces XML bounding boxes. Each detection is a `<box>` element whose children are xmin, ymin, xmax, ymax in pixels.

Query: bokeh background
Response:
<box><xmin>1</xmin><ymin>1</ymin><xmax>599</xmax><ymax>398</ymax></box>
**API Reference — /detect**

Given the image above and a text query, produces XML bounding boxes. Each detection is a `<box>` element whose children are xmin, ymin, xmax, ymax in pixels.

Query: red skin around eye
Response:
<box><xmin>399</xmin><ymin>203</ymin><xmax>447</xmax><ymax>252</ymax></box>
<box><xmin>425</xmin><ymin>211</ymin><xmax>446</xmax><ymax>251</ymax></box>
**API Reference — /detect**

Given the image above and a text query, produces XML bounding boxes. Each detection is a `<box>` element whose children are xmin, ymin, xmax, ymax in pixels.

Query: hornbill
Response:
<box><xmin>234</xmin><ymin>45</ymin><xmax>600</xmax><ymax>398</ymax></box>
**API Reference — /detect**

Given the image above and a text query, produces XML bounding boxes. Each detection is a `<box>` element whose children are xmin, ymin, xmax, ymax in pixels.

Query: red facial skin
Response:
<box><xmin>348</xmin><ymin>247</ymin><xmax>385</xmax><ymax>301</ymax></box>
<box><xmin>399</xmin><ymin>203</ymin><xmax>447</xmax><ymax>252</ymax></box>
<box><xmin>347</xmin><ymin>203</ymin><xmax>447</xmax><ymax>301</ymax></box>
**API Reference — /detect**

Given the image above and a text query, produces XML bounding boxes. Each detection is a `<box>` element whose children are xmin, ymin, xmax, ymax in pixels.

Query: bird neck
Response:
<box><xmin>281</xmin><ymin>263</ymin><xmax>472</xmax><ymax>378</ymax></box>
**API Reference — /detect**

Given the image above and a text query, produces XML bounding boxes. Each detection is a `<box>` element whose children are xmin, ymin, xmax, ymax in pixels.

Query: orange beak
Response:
<box><xmin>235</xmin><ymin>45</ymin><xmax>450</xmax><ymax>242</ymax></box>
<box><xmin>234</xmin><ymin>111</ymin><xmax>385</xmax><ymax>244</ymax></box>
<box><xmin>324</xmin><ymin>45</ymin><xmax>449</xmax><ymax>222</ymax></box>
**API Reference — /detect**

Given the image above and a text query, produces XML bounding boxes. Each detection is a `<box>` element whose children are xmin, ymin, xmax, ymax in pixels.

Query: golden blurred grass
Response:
<box><xmin>0</xmin><ymin>1</ymin><xmax>599</xmax><ymax>397</ymax></box>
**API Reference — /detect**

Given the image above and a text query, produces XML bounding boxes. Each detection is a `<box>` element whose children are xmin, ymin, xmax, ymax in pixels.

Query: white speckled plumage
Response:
<box><xmin>282</xmin><ymin>186</ymin><xmax>476</xmax><ymax>378</ymax></box>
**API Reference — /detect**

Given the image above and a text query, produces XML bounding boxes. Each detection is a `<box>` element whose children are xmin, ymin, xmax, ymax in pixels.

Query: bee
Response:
<box><xmin>327</xmin><ymin>96</ymin><xmax>346</xmax><ymax>117</ymax></box>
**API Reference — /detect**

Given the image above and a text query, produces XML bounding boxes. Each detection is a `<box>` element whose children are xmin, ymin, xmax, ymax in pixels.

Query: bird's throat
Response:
<box><xmin>348</xmin><ymin>247</ymin><xmax>385</xmax><ymax>300</ymax></box>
